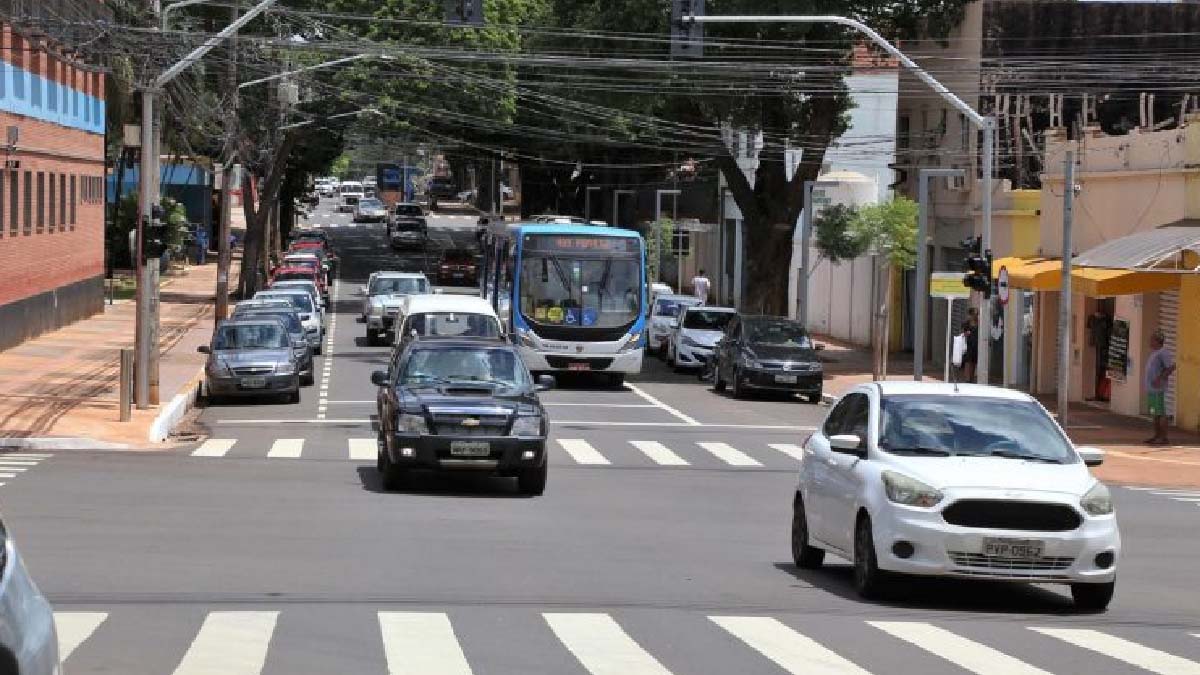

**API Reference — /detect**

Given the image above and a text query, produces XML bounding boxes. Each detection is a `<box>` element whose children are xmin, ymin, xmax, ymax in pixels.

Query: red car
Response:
<box><xmin>437</xmin><ymin>249</ymin><xmax>479</xmax><ymax>286</ymax></box>
<box><xmin>270</xmin><ymin>265</ymin><xmax>327</xmax><ymax>299</ymax></box>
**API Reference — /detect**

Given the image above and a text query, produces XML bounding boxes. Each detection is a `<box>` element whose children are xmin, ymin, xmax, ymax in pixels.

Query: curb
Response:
<box><xmin>0</xmin><ymin>437</ymin><xmax>131</xmax><ymax>451</ymax></box>
<box><xmin>147</xmin><ymin>366</ymin><xmax>205</xmax><ymax>443</ymax></box>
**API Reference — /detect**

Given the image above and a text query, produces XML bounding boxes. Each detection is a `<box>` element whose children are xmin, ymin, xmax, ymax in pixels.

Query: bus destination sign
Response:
<box><xmin>525</xmin><ymin>235</ymin><xmax>639</xmax><ymax>253</ymax></box>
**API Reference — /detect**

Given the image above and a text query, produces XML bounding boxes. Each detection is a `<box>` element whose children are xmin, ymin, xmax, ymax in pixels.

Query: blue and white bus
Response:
<box><xmin>481</xmin><ymin>222</ymin><xmax>646</xmax><ymax>385</ymax></box>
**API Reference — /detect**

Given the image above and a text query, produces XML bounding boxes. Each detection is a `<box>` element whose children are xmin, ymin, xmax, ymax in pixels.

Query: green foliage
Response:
<box><xmin>853</xmin><ymin>197</ymin><xmax>919</xmax><ymax>269</ymax></box>
<box><xmin>329</xmin><ymin>153</ymin><xmax>352</xmax><ymax>178</ymax></box>
<box><xmin>644</xmin><ymin>218</ymin><xmax>675</xmax><ymax>284</ymax></box>
<box><xmin>813</xmin><ymin>203</ymin><xmax>866</xmax><ymax>264</ymax></box>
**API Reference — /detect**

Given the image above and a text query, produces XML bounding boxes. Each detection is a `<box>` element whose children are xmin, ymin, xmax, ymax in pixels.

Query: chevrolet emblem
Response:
<box><xmin>575</xmin><ymin>345</ymin><xmax>584</xmax><ymax>353</ymax></box>
<box><xmin>461</xmin><ymin>418</ymin><xmax>481</xmax><ymax>427</ymax></box>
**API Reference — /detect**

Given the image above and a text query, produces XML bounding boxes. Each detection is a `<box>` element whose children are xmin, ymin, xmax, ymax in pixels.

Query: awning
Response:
<box><xmin>991</xmin><ymin>257</ymin><xmax>1181</xmax><ymax>295</ymax></box>
<box><xmin>1073</xmin><ymin>221</ymin><xmax>1200</xmax><ymax>271</ymax></box>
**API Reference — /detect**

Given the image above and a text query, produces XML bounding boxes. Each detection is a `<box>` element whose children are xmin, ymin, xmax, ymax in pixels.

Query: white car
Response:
<box><xmin>792</xmin><ymin>382</ymin><xmax>1119</xmax><ymax>610</ymax></box>
<box><xmin>647</xmin><ymin>294</ymin><xmax>698</xmax><ymax>356</ymax></box>
<box><xmin>361</xmin><ymin>272</ymin><xmax>431</xmax><ymax>345</ymax></box>
<box><xmin>667</xmin><ymin>305</ymin><xmax>736</xmax><ymax>370</ymax></box>
<box><xmin>254</xmin><ymin>289</ymin><xmax>324</xmax><ymax>352</ymax></box>
<box><xmin>354</xmin><ymin>197</ymin><xmax>388</xmax><ymax>223</ymax></box>
<box><xmin>393</xmin><ymin>294</ymin><xmax>503</xmax><ymax>347</ymax></box>
<box><xmin>338</xmin><ymin>181</ymin><xmax>365</xmax><ymax>212</ymax></box>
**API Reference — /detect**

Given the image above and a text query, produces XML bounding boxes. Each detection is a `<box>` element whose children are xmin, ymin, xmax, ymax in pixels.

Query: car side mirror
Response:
<box><xmin>829</xmin><ymin>434</ymin><xmax>866</xmax><ymax>457</ymax></box>
<box><xmin>370</xmin><ymin>370</ymin><xmax>389</xmax><ymax>387</ymax></box>
<box><xmin>536</xmin><ymin>374</ymin><xmax>556</xmax><ymax>392</ymax></box>
<box><xmin>197</xmin><ymin>345</ymin><xmax>211</xmax><ymax>354</ymax></box>
<box><xmin>669</xmin><ymin>320</ymin><xmax>679</xmax><ymax>329</ymax></box>
<box><xmin>360</xmin><ymin>285</ymin><xmax>368</xmax><ymax>295</ymax></box>
<box><xmin>1077</xmin><ymin>446</ymin><xmax>1105</xmax><ymax>467</ymax></box>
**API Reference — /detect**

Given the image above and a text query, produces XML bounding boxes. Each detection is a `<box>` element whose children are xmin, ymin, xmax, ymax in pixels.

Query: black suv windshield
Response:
<box><xmin>683</xmin><ymin>310</ymin><xmax>735</xmax><ymax>330</ymax></box>
<box><xmin>878</xmin><ymin>396</ymin><xmax>1076</xmax><ymax>464</ymax></box>
<box><xmin>395</xmin><ymin>205</ymin><xmax>423</xmax><ymax>217</ymax></box>
<box><xmin>402</xmin><ymin>348</ymin><xmax>528</xmax><ymax>387</ymax></box>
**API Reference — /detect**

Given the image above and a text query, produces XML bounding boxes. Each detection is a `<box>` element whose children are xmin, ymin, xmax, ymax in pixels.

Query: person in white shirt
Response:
<box><xmin>691</xmin><ymin>270</ymin><xmax>710</xmax><ymax>305</ymax></box>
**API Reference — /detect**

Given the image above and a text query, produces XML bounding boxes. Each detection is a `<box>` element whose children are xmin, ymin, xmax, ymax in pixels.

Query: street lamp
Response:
<box><xmin>686</xmin><ymin>13</ymin><xmax>997</xmax><ymax>384</ymax></box>
<box><xmin>238</xmin><ymin>54</ymin><xmax>394</xmax><ymax>89</ymax></box>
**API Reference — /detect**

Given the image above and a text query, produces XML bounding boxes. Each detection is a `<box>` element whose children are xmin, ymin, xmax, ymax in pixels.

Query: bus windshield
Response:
<box><xmin>518</xmin><ymin>235</ymin><xmax>642</xmax><ymax>329</ymax></box>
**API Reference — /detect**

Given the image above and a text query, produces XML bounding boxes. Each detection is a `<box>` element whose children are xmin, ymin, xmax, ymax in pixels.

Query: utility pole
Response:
<box><xmin>215</xmin><ymin>0</ymin><xmax>239</xmax><ymax>323</ymax></box>
<box><xmin>913</xmin><ymin>168</ymin><xmax>965</xmax><ymax>380</ymax></box>
<box><xmin>1057</xmin><ymin>149</ymin><xmax>1076</xmax><ymax>428</ymax></box>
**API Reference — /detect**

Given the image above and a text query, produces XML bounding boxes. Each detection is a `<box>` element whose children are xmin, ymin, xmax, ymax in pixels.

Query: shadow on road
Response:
<box><xmin>356</xmin><ymin>465</ymin><xmax>531</xmax><ymax>499</ymax></box>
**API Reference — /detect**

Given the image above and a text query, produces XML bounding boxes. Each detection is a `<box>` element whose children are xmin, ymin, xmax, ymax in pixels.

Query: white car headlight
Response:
<box><xmin>881</xmin><ymin>470</ymin><xmax>943</xmax><ymax>508</ymax></box>
<box><xmin>510</xmin><ymin>416</ymin><xmax>542</xmax><ymax>437</ymax></box>
<box><xmin>1081</xmin><ymin>481</ymin><xmax>1114</xmax><ymax>516</ymax></box>
<box><xmin>398</xmin><ymin>413</ymin><xmax>428</xmax><ymax>435</ymax></box>
<box><xmin>275</xmin><ymin>362</ymin><xmax>296</xmax><ymax>376</ymax></box>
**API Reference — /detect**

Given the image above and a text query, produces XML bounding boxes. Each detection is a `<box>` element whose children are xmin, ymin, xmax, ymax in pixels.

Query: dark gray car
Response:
<box><xmin>232</xmin><ymin>307</ymin><xmax>315</xmax><ymax>386</ymax></box>
<box><xmin>199</xmin><ymin>318</ymin><xmax>302</xmax><ymax>404</ymax></box>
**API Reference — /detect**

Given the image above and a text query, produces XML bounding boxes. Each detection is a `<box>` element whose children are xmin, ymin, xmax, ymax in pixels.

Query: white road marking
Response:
<box><xmin>267</xmin><ymin>438</ymin><xmax>304</xmax><ymax>459</ymax></box>
<box><xmin>172</xmin><ymin>611</ymin><xmax>278</xmax><ymax>675</ymax></box>
<box><xmin>325</xmin><ymin>400</ymin><xmax>377</xmax><ymax>404</ymax></box>
<box><xmin>711</xmin><ymin>616</ymin><xmax>870</xmax><ymax>674</ymax></box>
<box><xmin>349</xmin><ymin>438</ymin><xmax>376</xmax><ymax>461</ymax></box>
<box><xmin>871</xmin><ymin>622</ymin><xmax>1051</xmax><ymax>675</ymax></box>
<box><xmin>543</xmin><ymin>403</ymin><xmax>658</xmax><ymax>408</ymax></box>
<box><xmin>0</xmin><ymin>473</ymin><xmax>18</xmax><ymax>478</ymax></box>
<box><xmin>629</xmin><ymin>441</ymin><xmax>688</xmax><ymax>466</ymax></box>
<box><xmin>768</xmin><ymin>443</ymin><xmax>806</xmax><ymax>461</ymax></box>
<box><xmin>625</xmin><ymin>383</ymin><xmax>700</xmax><ymax>426</ymax></box>
<box><xmin>551</xmin><ymin>421</ymin><xmax>814</xmax><ymax>430</ymax></box>
<box><xmin>378</xmin><ymin>612</ymin><xmax>474</xmax><ymax>675</ymax></box>
<box><xmin>1030</xmin><ymin>627</ymin><xmax>1200</xmax><ymax>674</ymax></box>
<box><xmin>0</xmin><ymin>460</ymin><xmax>40</xmax><ymax>466</ymax></box>
<box><xmin>0</xmin><ymin>453</ymin><xmax>52</xmax><ymax>458</ymax></box>
<box><xmin>54</xmin><ymin>611</ymin><xmax>108</xmax><ymax>661</ymax></box>
<box><xmin>192</xmin><ymin>439</ymin><xmax>237</xmax><ymax>457</ymax></box>
<box><xmin>556</xmin><ymin>439</ymin><xmax>610</xmax><ymax>465</ymax></box>
<box><xmin>544</xmin><ymin>613</ymin><xmax>672</xmax><ymax>675</ymax></box>
<box><xmin>697</xmin><ymin>442</ymin><xmax>762</xmax><ymax>467</ymax></box>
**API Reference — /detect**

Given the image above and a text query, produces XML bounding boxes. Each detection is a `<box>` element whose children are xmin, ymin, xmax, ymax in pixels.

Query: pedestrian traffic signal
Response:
<box><xmin>671</xmin><ymin>0</ymin><xmax>705</xmax><ymax>58</ymax></box>
<box><xmin>444</xmin><ymin>0</ymin><xmax>483</xmax><ymax>26</ymax></box>
<box><xmin>960</xmin><ymin>236</ymin><xmax>993</xmax><ymax>298</ymax></box>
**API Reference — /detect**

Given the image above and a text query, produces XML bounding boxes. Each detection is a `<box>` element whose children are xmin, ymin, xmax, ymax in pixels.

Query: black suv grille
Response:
<box><xmin>546</xmin><ymin>356</ymin><xmax>614</xmax><ymax>370</ymax></box>
<box><xmin>941</xmin><ymin>500</ymin><xmax>1082</xmax><ymax>532</ymax></box>
<box><xmin>430</xmin><ymin>413</ymin><xmax>509</xmax><ymax>437</ymax></box>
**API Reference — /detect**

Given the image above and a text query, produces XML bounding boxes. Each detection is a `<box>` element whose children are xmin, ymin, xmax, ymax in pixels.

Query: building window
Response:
<box><xmin>48</xmin><ymin>172</ymin><xmax>55</xmax><ymax>230</ymax></box>
<box><xmin>23</xmin><ymin>170</ymin><xmax>31</xmax><ymax>234</ymax></box>
<box><xmin>36</xmin><ymin>172</ymin><xmax>44</xmax><ymax>232</ymax></box>
<box><xmin>70</xmin><ymin>175</ymin><xmax>76</xmax><ymax>227</ymax></box>
<box><xmin>12</xmin><ymin>36</ymin><xmax>24</xmax><ymax>101</ymax></box>
<box><xmin>30</xmin><ymin>54</ymin><xmax>41</xmax><ymax>109</ymax></box>
<box><xmin>898</xmin><ymin>115</ymin><xmax>911</xmax><ymax>153</ymax></box>
<box><xmin>59</xmin><ymin>174</ymin><xmax>66</xmax><ymax>227</ymax></box>
<box><xmin>9</xmin><ymin>172</ymin><xmax>18</xmax><ymax>236</ymax></box>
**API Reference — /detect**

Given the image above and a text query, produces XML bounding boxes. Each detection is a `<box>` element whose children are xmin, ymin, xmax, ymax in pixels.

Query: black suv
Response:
<box><xmin>371</xmin><ymin>338</ymin><xmax>555</xmax><ymax>494</ymax></box>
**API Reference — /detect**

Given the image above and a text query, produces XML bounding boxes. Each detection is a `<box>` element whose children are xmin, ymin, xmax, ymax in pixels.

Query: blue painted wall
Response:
<box><xmin>0</xmin><ymin>61</ymin><xmax>105</xmax><ymax>135</ymax></box>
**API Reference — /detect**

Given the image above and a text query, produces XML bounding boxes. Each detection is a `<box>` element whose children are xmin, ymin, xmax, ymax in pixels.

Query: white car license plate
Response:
<box><xmin>983</xmin><ymin>537</ymin><xmax>1044</xmax><ymax>559</ymax></box>
<box><xmin>775</xmin><ymin>374</ymin><xmax>799</xmax><ymax>384</ymax></box>
<box><xmin>450</xmin><ymin>441</ymin><xmax>491</xmax><ymax>457</ymax></box>
<box><xmin>240</xmin><ymin>376</ymin><xmax>267</xmax><ymax>389</ymax></box>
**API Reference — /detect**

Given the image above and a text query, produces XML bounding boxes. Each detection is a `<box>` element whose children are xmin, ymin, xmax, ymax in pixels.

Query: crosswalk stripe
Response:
<box><xmin>0</xmin><ymin>460</ymin><xmax>39</xmax><ymax>466</ymax></box>
<box><xmin>544</xmin><ymin>613</ymin><xmax>672</xmax><ymax>675</ymax></box>
<box><xmin>630</xmin><ymin>441</ymin><xmax>688</xmax><ymax>466</ymax></box>
<box><xmin>54</xmin><ymin>611</ymin><xmax>108</xmax><ymax>661</ymax></box>
<box><xmin>870</xmin><ymin>622</ymin><xmax>1051</xmax><ymax>675</ymax></box>
<box><xmin>557</xmin><ymin>439</ymin><xmax>610</xmax><ymax>465</ymax></box>
<box><xmin>697</xmin><ymin>442</ymin><xmax>762</xmax><ymax>467</ymax></box>
<box><xmin>1030</xmin><ymin>627</ymin><xmax>1200</xmax><ymax>674</ymax></box>
<box><xmin>0</xmin><ymin>473</ymin><xmax>18</xmax><ymax>478</ymax></box>
<box><xmin>711</xmin><ymin>616</ymin><xmax>870</xmax><ymax>674</ymax></box>
<box><xmin>768</xmin><ymin>444</ymin><xmax>806</xmax><ymax>462</ymax></box>
<box><xmin>267</xmin><ymin>438</ymin><xmax>305</xmax><ymax>459</ymax></box>
<box><xmin>0</xmin><ymin>453</ymin><xmax>52</xmax><ymax>458</ymax></box>
<box><xmin>192</xmin><ymin>439</ymin><xmax>237</xmax><ymax>457</ymax></box>
<box><xmin>172</xmin><ymin>611</ymin><xmax>278</xmax><ymax>675</ymax></box>
<box><xmin>349</xmin><ymin>438</ymin><xmax>376</xmax><ymax>461</ymax></box>
<box><xmin>378</xmin><ymin>612</ymin><xmax>474</xmax><ymax>675</ymax></box>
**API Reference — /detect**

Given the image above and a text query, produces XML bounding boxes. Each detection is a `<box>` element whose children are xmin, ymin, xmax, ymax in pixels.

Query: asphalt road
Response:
<box><xmin>3</xmin><ymin>199</ymin><xmax>1199</xmax><ymax>674</ymax></box>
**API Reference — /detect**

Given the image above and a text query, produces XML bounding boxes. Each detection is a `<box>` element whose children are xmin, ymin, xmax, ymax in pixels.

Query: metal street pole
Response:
<box><xmin>977</xmin><ymin>119</ymin><xmax>996</xmax><ymax>384</ymax></box>
<box><xmin>687</xmin><ymin>13</ymin><xmax>996</xmax><ymax>381</ymax></box>
<box><xmin>914</xmin><ymin>168</ymin><xmax>964</xmax><ymax>380</ymax></box>
<box><xmin>1057</xmin><ymin>149</ymin><xmax>1076</xmax><ymax>428</ymax></box>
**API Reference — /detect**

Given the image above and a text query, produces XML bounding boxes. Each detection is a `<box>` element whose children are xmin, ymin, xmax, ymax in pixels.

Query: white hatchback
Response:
<box><xmin>792</xmin><ymin>382</ymin><xmax>1119</xmax><ymax>610</ymax></box>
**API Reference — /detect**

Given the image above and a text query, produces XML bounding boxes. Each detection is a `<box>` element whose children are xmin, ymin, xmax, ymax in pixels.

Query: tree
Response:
<box><xmin>853</xmin><ymin>197</ymin><xmax>919</xmax><ymax>380</ymax></box>
<box><xmin>813</xmin><ymin>203</ymin><xmax>866</xmax><ymax>264</ymax></box>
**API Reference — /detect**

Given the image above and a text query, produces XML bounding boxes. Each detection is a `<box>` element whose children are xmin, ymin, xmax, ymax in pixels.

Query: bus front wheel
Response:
<box><xmin>606</xmin><ymin>373</ymin><xmax>625</xmax><ymax>389</ymax></box>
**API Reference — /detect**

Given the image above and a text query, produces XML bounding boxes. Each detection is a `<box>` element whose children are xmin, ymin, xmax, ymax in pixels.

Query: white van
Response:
<box><xmin>392</xmin><ymin>294</ymin><xmax>504</xmax><ymax>347</ymax></box>
<box><xmin>339</xmin><ymin>181</ymin><xmax>365</xmax><ymax>212</ymax></box>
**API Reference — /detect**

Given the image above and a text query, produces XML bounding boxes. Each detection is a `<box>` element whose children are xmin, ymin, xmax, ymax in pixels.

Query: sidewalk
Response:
<box><xmin>816</xmin><ymin>335</ymin><xmax>1200</xmax><ymax>488</ymax></box>
<box><xmin>0</xmin><ymin>255</ymin><xmax>239</xmax><ymax>449</ymax></box>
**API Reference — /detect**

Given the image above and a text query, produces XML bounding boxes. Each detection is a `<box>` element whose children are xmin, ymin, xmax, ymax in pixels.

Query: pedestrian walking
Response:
<box><xmin>1145</xmin><ymin>329</ymin><xmax>1176</xmax><ymax>446</ymax></box>
<box><xmin>691</xmin><ymin>269</ymin><xmax>710</xmax><ymax>305</ymax></box>
<box><xmin>960</xmin><ymin>318</ymin><xmax>978</xmax><ymax>383</ymax></box>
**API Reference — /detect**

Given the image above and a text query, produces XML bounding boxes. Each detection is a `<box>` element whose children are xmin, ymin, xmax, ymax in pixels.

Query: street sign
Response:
<box><xmin>930</xmin><ymin>272</ymin><xmax>970</xmax><ymax>299</ymax></box>
<box><xmin>997</xmin><ymin>266</ymin><xmax>1011</xmax><ymax>305</ymax></box>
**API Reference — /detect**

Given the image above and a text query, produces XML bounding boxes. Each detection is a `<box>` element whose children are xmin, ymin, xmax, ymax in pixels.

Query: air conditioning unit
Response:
<box><xmin>946</xmin><ymin>173</ymin><xmax>967</xmax><ymax>192</ymax></box>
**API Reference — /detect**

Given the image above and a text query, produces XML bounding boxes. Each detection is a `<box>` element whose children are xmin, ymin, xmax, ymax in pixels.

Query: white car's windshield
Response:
<box><xmin>258</xmin><ymin>293</ymin><xmax>314</xmax><ymax>314</ymax></box>
<box><xmin>683</xmin><ymin>310</ymin><xmax>734</xmax><ymax>330</ymax></box>
<box><xmin>878</xmin><ymin>396</ymin><xmax>1077</xmax><ymax>464</ymax></box>
<box><xmin>402</xmin><ymin>348</ymin><xmax>528</xmax><ymax>387</ymax></box>
<box><xmin>407</xmin><ymin>312</ymin><xmax>502</xmax><ymax>339</ymax></box>
<box><xmin>370</xmin><ymin>277</ymin><xmax>428</xmax><ymax>295</ymax></box>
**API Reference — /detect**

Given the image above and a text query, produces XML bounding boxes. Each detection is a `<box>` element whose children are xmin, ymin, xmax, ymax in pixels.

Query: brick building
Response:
<box><xmin>0</xmin><ymin>0</ymin><xmax>108</xmax><ymax>351</ymax></box>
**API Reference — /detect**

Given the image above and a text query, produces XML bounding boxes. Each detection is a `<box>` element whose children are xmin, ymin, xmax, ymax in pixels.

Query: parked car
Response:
<box><xmin>791</xmin><ymin>381</ymin><xmax>1119</xmax><ymax>609</ymax></box>
<box><xmin>362</xmin><ymin>272</ymin><xmax>432</xmax><ymax>345</ymax></box>
<box><xmin>648</xmin><ymin>294</ymin><xmax>698</xmax><ymax>356</ymax></box>
<box><xmin>371</xmin><ymin>338</ymin><xmax>555</xmax><ymax>494</ymax></box>
<box><xmin>282</xmin><ymin>251</ymin><xmax>330</xmax><ymax>286</ymax></box>
<box><xmin>354</xmin><ymin>197</ymin><xmax>388</xmax><ymax>223</ymax></box>
<box><xmin>437</xmin><ymin>249</ymin><xmax>479</xmax><ymax>286</ymax></box>
<box><xmin>254</xmin><ymin>289</ymin><xmax>324</xmax><ymax>353</ymax></box>
<box><xmin>267</xmin><ymin>279</ymin><xmax>324</xmax><ymax>315</ymax></box>
<box><xmin>270</xmin><ymin>265</ymin><xmax>327</xmax><ymax>303</ymax></box>
<box><xmin>232</xmin><ymin>306</ymin><xmax>315</xmax><ymax>385</ymax></box>
<box><xmin>0</xmin><ymin>514</ymin><xmax>60</xmax><ymax>674</ymax></box>
<box><xmin>289</xmin><ymin>238</ymin><xmax>337</xmax><ymax>276</ymax></box>
<box><xmin>711</xmin><ymin>315</ymin><xmax>823</xmax><ymax>402</ymax></box>
<box><xmin>392</xmin><ymin>294</ymin><xmax>503</xmax><ymax>348</ymax></box>
<box><xmin>200</xmin><ymin>318</ymin><xmax>302</xmax><ymax>403</ymax></box>
<box><xmin>666</xmin><ymin>305</ymin><xmax>736</xmax><ymax>371</ymax></box>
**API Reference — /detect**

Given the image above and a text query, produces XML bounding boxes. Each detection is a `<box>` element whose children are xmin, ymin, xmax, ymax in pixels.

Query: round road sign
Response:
<box><xmin>997</xmin><ymin>265</ymin><xmax>1010</xmax><ymax>305</ymax></box>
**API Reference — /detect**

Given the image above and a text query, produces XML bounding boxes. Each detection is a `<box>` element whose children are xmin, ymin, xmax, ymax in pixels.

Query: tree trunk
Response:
<box><xmin>236</xmin><ymin>133</ymin><xmax>297</xmax><ymax>297</ymax></box>
<box><xmin>238</xmin><ymin>171</ymin><xmax>261</xmax><ymax>298</ymax></box>
<box><xmin>878</xmin><ymin>261</ymin><xmax>895</xmax><ymax>381</ymax></box>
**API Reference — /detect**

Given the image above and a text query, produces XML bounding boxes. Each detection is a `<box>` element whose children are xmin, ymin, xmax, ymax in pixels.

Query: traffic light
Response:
<box><xmin>960</xmin><ymin>235</ymin><xmax>993</xmax><ymax>298</ymax></box>
<box><xmin>671</xmin><ymin>0</ymin><xmax>705</xmax><ymax>59</ymax></box>
<box><xmin>142</xmin><ymin>205</ymin><xmax>169</xmax><ymax>263</ymax></box>
<box><xmin>444</xmin><ymin>0</ymin><xmax>483</xmax><ymax>26</ymax></box>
